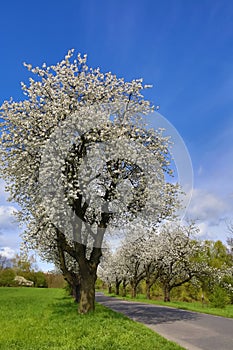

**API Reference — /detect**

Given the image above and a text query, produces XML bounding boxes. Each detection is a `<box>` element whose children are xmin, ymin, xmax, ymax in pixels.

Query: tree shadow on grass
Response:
<box><xmin>50</xmin><ymin>295</ymin><xmax>136</xmax><ymax>322</ymax></box>
<box><xmin>49</xmin><ymin>296</ymin><xmax>78</xmax><ymax>317</ymax></box>
<box><xmin>95</xmin><ymin>293</ymin><xmax>200</xmax><ymax>325</ymax></box>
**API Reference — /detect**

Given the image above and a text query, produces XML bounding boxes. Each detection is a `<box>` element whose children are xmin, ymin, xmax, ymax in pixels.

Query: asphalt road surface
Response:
<box><xmin>96</xmin><ymin>293</ymin><xmax>233</xmax><ymax>350</ymax></box>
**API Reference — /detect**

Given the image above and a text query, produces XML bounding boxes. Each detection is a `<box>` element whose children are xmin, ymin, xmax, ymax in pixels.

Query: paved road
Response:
<box><xmin>96</xmin><ymin>293</ymin><xmax>233</xmax><ymax>350</ymax></box>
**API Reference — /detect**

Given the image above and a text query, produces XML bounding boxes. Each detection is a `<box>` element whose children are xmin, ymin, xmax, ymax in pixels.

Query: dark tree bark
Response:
<box><xmin>146</xmin><ymin>280</ymin><xmax>152</xmax><ymax>300</ymax></box>
<box><xmin>65</xmin><ymin>275</ymin><xmax>81</xmax><ymax>303</ymax></box>
<box><xmin>56</xmin><ymin>232</ymin><xmax>81</xmax><ymax>303</ymax></box>
<box><xmin>115</xmin><ymin>277</ymin><xmax>121</xmax><ymax>295</ymax></box>
<box><xmin>71</xmin><ymin>278</ymin><xmax>81</xmax><ymax>303</ymax></box>
<box><xmin>76</xmin><ymin>244</ymin><xmax>102</xmax><ymax>314</ymax></box>
<box><xmin>162</xmin><ymin>274</ymin><xmax>193</xmax><ymax>302</ymax></box>
<box><xmin>131</xmin><ymin>284</ymin><xmax>137</xmax><ymax>298</ymax></box>
<box><xmin>79</xmin><ymin>267</ymin><xmax>97</xmax><ymax>313</ymax></box>
<box><xmin>122</xmin><ymin>278</ymin><xmax>127</xmax><ymax>297</ymax></box>
<box><xmin>144</xmin><ymin>266</ymin><xmax>160</xmax><ymax>300</ymax></box>
<box><xmin>163</xmin><ymin>284</ymin><xmax>171</xmax><ymax>302</ymax></box>
<box><xmin>130</xmin><ymin>270</ymin><xmax>145</xmax><ymax>299</ymax></box>
<box><xmin>55</xmin><ymin>200</ymin><xmax>108</xmax><ymax>313</ymax></box>
<box><xmin>108</xmin><ymin>283</ymin><xmax>112</xmax><ymax>294</ymax></box>
<box><xmin>73</xmin><ymin>282</ymin><xmax>81</xmax><ymax>303</ymax></box>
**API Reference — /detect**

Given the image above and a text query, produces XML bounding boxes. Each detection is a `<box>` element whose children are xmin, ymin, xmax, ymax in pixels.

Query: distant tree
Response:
<box><xmin>117</xmin><ymin>236</ymin><xmax>146</xmax><ymax>298</ymax></box>
<box><xmin>99</xmin><ymin>247</ymin><xmax>130</xmax><ymax>296</ymax></box>
<box><xmin>0</xmin><ymin>253</ymin><xmax>12</xmax><ymax>270</ymax></box>
<box><xmin>200</xmin><ymin>240</ymin><xmax>233</xmax><ymax>301</ymax></box>
<box><xmin>156</xmin><ymin>223</ymin><xmax>207</xmax><ymax>302</ymax></box>
<box><xmin>141</xmin><ymin>233</ymin><xmax>162</xmax><ymax>300</ymax></box>
<box><xmin>209</xmin><ymin>285</ymin><xmax>230</xmax><ymax>308</ymax></box>
<box><xmin>29</xmin><ymin>271</ymin><xmax>48</xmax><ymax>288</ymax></box>
<box><xmin>99</xmin><ymin>223</ymin><xmax>204</xmax><ymax>301</ymax></box>
<box><xmin>0</xmin><ymin>268</ymin><xmax>16</xmax><ymax>286</ymax></box>
<box><xmin>227</xmin><ymin>221</ymin><xmax>233</xmax><ymax>255</ymax></box>
<box><xmin>12</xmin><ymin>253</ymin><xmax>37</xmax><ymax>274</ymax></box>
<box><xmin>45</xmin><ymin>272</ymin><xmax>66</xmax><ymax>288</ymax></box>
<box><xmin>204</xmin><ymin>240</ymin><xmax>233</xmax><ymax>268</ymax></box>
<box><xmin>98</xmin><ymin>248</ymin><xmax>114</xmax><ymax>294</ymax></box>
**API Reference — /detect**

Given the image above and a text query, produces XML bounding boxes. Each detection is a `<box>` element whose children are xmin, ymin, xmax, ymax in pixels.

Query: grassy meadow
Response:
<box><xmin>0</xmin><ymin>287</ymin><xmax>184</xmax><ymax>350</ymax></box>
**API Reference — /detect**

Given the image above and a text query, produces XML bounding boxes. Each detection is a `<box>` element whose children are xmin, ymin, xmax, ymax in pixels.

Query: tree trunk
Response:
<box><xmin>108</xmin><ymin>283</ymin><xmax>112</xmax><ymax>294</ymax></box>
<box><xmin>73</xmin><ymin>244</ymin><xmax>102</xmax><ymax>314</ymax></box>
<box><xmin>146</xmin><ymin>280</ymin><xmax>151</xmax><ymax>300</ymax></box>
<box><xmin>122</xmin><ymin>278</ymin><xmax>127</xmax><ymax>297</ymax></box>
<box><xmin>163</xmin><ymin>285</ymin><xmax>171</xmax><ymax>302</ymax></box>
<box><xmin>72</xmin><ymin>282</ymin><xmax>81</xmax><ymax>303</ymax></box>
<box><xmin>79</xmin><ymin>272</ymin><xmax>96</xmax><ymax>314</ymax></box>
<box><xmin>115</xmin><ymin>278</ymin><xmax>121</xmax><ymax>295</ymax></box>
<box><xmin>77</xmin><ymin>257</ymin><xmax>99</xmax><ymax>314</ymax></box>
<box><xmin>64</xmin><ymin>273</ymin><xmax>81</xmax><ymax>303</ymax></box>
<box><xmin>131</xmin><ymin>282</ymin><xmax>137</xmax><ymax>298</ymax></box>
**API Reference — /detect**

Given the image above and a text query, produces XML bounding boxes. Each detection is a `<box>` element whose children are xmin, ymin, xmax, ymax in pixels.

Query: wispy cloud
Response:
<box><xmin>0</xmin><ymin>247</ymin><xmax>16</xmax><ymax>259</ymax></box>
<box><xmin>186</xmin><ymin>187</ymin><xmax>232</xmax><ymax>241</ymax></box>
<box><xmin>188</xmin><ymin>189</ymin><xmax>229</xmax><ymax>223</ymax></box>
<box><xmin>0</xmin><ymin>180</ymin><xmax>21</xmax><ymax>254</ymax></box>
<box><xmin>0</xmin><ymin>205</ymin><xmax>18</xmax><ymax>231</ymax></box>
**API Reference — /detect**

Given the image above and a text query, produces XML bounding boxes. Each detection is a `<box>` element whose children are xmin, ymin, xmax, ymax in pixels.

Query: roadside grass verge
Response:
<box><xmin>104</xmin><ymin>292</ymin><xmax>233</xmax><ymax>318</ymax></box>
<box><xmin>0</xmin><ymin>288</ymin><xmax>184</xmax><ymax>350</ymax></box>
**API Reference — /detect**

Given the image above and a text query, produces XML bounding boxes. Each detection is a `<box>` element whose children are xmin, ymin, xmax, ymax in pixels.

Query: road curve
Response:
<box><xmin>96</xmin><ymin>293</ymin><xmax>233</xmax><ymax>350</ymax></box>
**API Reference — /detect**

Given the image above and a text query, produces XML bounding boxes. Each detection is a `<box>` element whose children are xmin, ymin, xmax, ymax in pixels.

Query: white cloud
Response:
<box><xmin>0</xmin><ymin>205</ymin><xmax>18</xmax><ymax>230</ymax></box>
<box><xmin>188</xmin><ymin>189</ymin><xmax>228</xmax><ymax>224</ymax></box>
<box><xmin>0</xmin><ymin>180</ymin><xmax>20</xmax><ymax>234</ymax></box>
<box><xmin>0</xmin><ymin>180</ymin><xmax>53</xmax><ymax>271</ymax></box>
<box><xmin>186</xmin><ymin>188</ymin><xmax>232</xmax><ymax>242</ymax></box>
<box><xmin>0</xmin><ymin>179</ymin><xmax>10</xmax><ymax>204</ymax></box>
<box><xmin>0</xmin><ymin>181</ymin><xmax>22</xmax><ymax>253</ymax></box>
<box><xmin>196</xmin><ymin>222</ymin><xmax>209</xmax><ymax>237</ymax></box>
<box><xmin>0</xmin><ymin>247</ymin><xmax>16</xmax><ymax>259</ymax></box>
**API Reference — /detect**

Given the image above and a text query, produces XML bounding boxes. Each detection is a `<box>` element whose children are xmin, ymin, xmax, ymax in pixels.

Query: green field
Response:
<box><xmin>0</xmin><ymin>288</ymin><xmax>184</xmax><ymax>350</ymax></box>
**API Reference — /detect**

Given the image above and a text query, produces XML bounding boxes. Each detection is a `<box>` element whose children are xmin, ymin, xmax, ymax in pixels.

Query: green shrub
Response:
<box><xmin>32</xmin><ymin>271</ymin><xmax>48</xmax><ymax>287</ymax></box>
<box><xmin>209</xmin><ymin>286</ymin><xmax>230</xmax><ymax>308</ymax></box>
<box><xmin>95</xmin><ymin>277</ymin><xmax>104</xmax><ymax>290</ymax></box>
<box><xmin>0</xmin><ymin>268</ymin><xmax>16</xmax><ymax>286</ymax></box>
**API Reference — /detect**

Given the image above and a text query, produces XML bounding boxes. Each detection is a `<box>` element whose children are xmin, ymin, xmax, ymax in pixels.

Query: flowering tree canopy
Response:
<box><xmin>0</xmin><ymin>50</ymin><xmax>179</xmax><ymax>313</ymax></box>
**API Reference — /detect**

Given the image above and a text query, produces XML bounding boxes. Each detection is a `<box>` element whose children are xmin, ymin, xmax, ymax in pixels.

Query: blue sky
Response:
<box><xmin>0</xmin><ymin>0</ymin><xmax>233</xmax><ymax>269</ymax></box>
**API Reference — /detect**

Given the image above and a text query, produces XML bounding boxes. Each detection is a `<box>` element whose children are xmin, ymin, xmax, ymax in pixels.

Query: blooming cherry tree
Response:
<box><xmin>156</xmin><ymin>223</ymin><xmax>205</xmax><ymax>301</ymax></box>
<box><xmin>116</xmin><ymin>236</ymin><xmax>146</xmax><ymax>298</ymax></box>
<box><xmin>0</xmin><ymin>51</ymin><xmax>178</xmax><ymax>313</ymax></box>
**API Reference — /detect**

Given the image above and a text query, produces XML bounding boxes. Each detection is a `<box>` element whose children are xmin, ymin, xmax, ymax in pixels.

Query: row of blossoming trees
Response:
<box><xmin>98</xmin><ymin>223</ymin><xmax>233</xmax><ymax>304</ymax></box>
<box><xmin>0</xmin><ymin>50</ymin><xmax>232</xmax><ymax>313</ymax></box>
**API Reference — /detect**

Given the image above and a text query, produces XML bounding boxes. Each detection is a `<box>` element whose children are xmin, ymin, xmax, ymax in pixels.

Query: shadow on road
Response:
<box><xmin>95</xmin><ymin>293</ymin><xmax>199</xmax><ymax>325</ymax></box>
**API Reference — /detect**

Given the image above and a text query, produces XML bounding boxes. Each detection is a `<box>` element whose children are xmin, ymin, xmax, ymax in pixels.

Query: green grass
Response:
<box><xmin>105</xmin><ymin>292</ymin><xmax>233</xmax><ymax>318</ymax></box>
<box><xmin>0</xmin><ymin>288</ymin><xmax>184</xmax><ymax>350</ymax></box>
